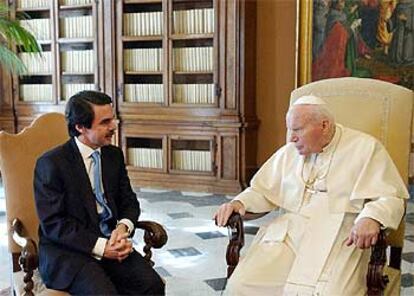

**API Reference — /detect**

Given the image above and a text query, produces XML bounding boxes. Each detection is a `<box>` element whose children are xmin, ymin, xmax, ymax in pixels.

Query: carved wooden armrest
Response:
<box><xmin>136</xmin><ymin>221</ymin><xmax>168</xmax><ymax>266</ymax></box>
<box><xmin>11</xmin><ymin>218</ymin><xmax>39</xmax><ymax>296</ymax></box>
<box><xmin>223</xmin><ymin>211</ymin><xmax>269</xmax><ymax>278</ymax></box>
<box><xmin>367</xmin><ymin>229</ymin><xmax>389</xmax><ymax>296</ymax></box>
<box><xmin>224</xmin><ymin>213</ymin><xmax>244</xmax><ymax>278</ymax></box>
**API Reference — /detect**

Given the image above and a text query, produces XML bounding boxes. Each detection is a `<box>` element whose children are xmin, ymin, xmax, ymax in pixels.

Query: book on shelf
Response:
<box><xmin>17</xmin><ymin>0</ymin><xmax>49</xmax><ymax>9</ymax></box>
<box><xmin>124</xmin><ymin>84</ymin><xmax>163</xmax><ymax>103</ymax></box>
<box><xmin>20</xmin><ymin>84</ymin><xmax>53</xmax><ymax>102</ymax></box>
<box><xmin>173</xmin><ymin>8</ymin><xmax>214</xmax><ymax>35</ymax></box>
<box><xmin>173</xmin><ymin>84</ymin><xmax>214</xmax><ymax>104</ymax></box>
<box><xmin>127</xmin><ymin>147</ymin><xmax>163</xmax><ymax>169</ymax></box>
<box><xmin>19</xmin><ymin>52</ymin><xmax>52</xmax><ymax>74</ymax></box>
<box><xmin>172</xmin><ymin>150</ymin><xmax>211</xmax><ymax>171</ymax></box>
<box><xmin>20</xmin><ymin>19</ymin><xmax>51</xmax><ymax>41</ymax></box>
<box><xmin>61</xmin><ymin>50</ymin><xmax>94</xmax><ymax>73</ymax></box>
<box><xmin>61</xmin><ymin>0</ymin><xmax>93</xmax><ymax>5</ymax></box>
<box><xmin>124</xmin><ymin>12</ymin><xmax>163</xmax><ymax>36</ymax></box>
<box><xmin>62</xmin><ymin>83</ymin><xmax>94</xmax><ymax>100</ymax></box>
<box><xmin>61</xmin><ymin>15</ymin><xmax>93</xmax><ymax>38</ymax></box>
<box><xmin>124</xmin><ymin>48</ymin><xmax>162</xmax><ymax>72</ymax></box>
<box><xmin>173</xmin><ymin>47</ymin><xmax>213</xmax><ymax>72</ymax></box>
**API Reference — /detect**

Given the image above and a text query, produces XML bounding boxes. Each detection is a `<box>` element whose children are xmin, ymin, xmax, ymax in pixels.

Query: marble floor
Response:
<box><xmin>0</xmin><ymin>187</ymin><xmax>414</xmax><ymax>295</ymax></box>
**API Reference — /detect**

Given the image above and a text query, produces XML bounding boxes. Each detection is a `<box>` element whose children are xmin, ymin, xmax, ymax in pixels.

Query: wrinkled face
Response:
<box><xmin>76</xmin><ymin>104</ymin><xmax>117</xmax><ymax>149</ymax></box>
<box><xmin>286</xmin><ymin>106</ymin><xmax>327</xmax><ymax>156</ymax></box>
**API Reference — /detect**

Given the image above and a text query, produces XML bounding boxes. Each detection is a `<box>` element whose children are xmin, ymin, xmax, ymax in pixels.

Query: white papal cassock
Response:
<box><xmin>226</xmin><ymin>124</ymin><xmax>408</xmax><ymax>296</ymax></box>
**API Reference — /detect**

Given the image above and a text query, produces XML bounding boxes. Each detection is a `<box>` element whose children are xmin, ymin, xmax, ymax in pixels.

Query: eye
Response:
<box><xmin>100</xmin><ymin>118</ymin><xmax>113</xmax><ymax>126</ymax></box>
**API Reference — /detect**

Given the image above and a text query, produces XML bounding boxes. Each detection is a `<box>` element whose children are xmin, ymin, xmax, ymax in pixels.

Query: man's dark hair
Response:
<box><xmin>65</xmin><ymin>90</ymin><xmax>113</xmax><ymax>137</ymax></box>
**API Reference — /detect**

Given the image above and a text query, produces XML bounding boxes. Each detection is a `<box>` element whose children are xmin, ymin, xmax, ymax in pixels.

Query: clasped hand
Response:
<box><xmin>345</xmin><ymin>217</ymin><xmax>381</xmax><ymax>249</ymax></box>
<box><xmin>103</xmin><ymin>225</ymin><xmax>133</xmax><ymax>262</ymax></box>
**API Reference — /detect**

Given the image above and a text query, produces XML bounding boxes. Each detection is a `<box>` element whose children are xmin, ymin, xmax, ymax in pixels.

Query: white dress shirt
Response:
<box><xmin>75</xmin><ymin>137</ymin><xmax>134</xmax><ymax>259</ymax></box>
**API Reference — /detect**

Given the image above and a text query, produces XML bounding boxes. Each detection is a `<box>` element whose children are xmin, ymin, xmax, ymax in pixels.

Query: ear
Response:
<box><xmin>75</xmin><ymin>124</ymin><xmax>85</xmax><ymax>135</ymax></box>
<box><xmin>321</xmin><ymin>119</ymin><xmax>330</xmax><ymax>131</ymax></box>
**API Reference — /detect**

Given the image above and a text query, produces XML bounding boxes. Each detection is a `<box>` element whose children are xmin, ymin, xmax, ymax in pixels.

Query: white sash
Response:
<box><xmin>286</xmin><ymin>194</ymin><xmax>345</xmax><ymax>288</ymax></box>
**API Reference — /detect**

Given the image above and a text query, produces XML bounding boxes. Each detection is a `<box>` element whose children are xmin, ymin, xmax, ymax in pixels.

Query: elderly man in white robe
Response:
<box><xmin>214</xmin><ymin>95</ymin><xmax>408</xmax><ymax>296</ymax></box>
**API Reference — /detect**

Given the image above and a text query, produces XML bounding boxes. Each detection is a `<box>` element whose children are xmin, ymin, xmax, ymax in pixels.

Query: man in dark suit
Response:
<box><xmin>34</xmin><ymin>91</ymin><xmax>164</xmax><ymax>295</ymax></box>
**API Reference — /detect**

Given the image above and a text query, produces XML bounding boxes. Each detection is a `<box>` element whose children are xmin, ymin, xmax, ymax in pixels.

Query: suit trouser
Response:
<box><xmin>68</xmin><ymin>250</ymin><xmax>164</xmax><ymax>295</ymax></box>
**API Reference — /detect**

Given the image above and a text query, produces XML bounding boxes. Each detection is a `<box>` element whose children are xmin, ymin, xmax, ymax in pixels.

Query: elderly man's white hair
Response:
<box><xmin>288</xmin><ymin>95</ymin><xmax>335</xmax><ymax>123</ymax></box>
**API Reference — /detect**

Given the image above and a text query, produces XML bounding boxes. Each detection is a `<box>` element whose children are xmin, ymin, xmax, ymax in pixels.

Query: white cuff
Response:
<box><xmin>117</xmin><ymin>218</ymin><xmax>134</xmax><ymax>235</ymax></box>
<box><xmin>354</xmin><ymin>197</ymin><xmax>404</xmax><ymax>230</ymax></box>
<box><xmin>92</xmin><ymin>237</ymin><xmax>107</xmax><ymax>260</ymax></box>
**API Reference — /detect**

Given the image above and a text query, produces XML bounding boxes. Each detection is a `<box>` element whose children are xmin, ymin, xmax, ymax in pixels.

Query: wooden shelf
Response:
<box><xmin>16</xmin><ymin>7</ymin><xmax>50</xmax><ymax>12</ymax></box>
<box><xmin>59</xmin><ymin>4</ymin><xmax>93</xmax><ymax>10</ymax></box>
<box><xmin>124</xmin><ymin>71</ymin><xmax>163</xmax><ymax>75</ymax></box>
<box><xmin>173</xmin><ymin>0</ymin><xmax>212</xmax><ymax>3</ymax></box>
<box><xmin>122</xmin><ymin>35</ymin><xmax>163</xmax><ymax>42</ymax></box>
<box><xmin>61</xmin><ymin>72</ymin><xmax>95</xmax><ymax>76</ymax></box>
<box><xmin>171</xmin><ymin>102</ymin><xmax>215</xmax><ymax>107</ymax></box>
<box><xmin>123</xmin><ymin>101</ymin><xmax>164</xmax><ymax>105</ymax></box>
<box><xmin>36</xmin><ymin>40</ymin><xmax>52</xmax><ymax>45</ymax></box>
<box><xmin>19</xmin><ymin>73</ymin><xmax>52</xmax><ymax>77</ymax></box>
<box><xmin>58</xmin><ymin>38</ymin><xmax>94</xmax><ymax>44</ymax></box>
<box><xmin>124</xmin><ymin>0</ymin><xmax>162</xmax><ymax>3</ymax></box>
<box><xmin>18</xmin><ymin>100</ymin><xmax>54</xmax><ymax>104</ymax></box>
<box><xmin>173</xmin><ymin>71</ymin><xmax>213</xmax><ymax>75</ymax></box>
<box><xmin>171</xmin><ymin>34</ymin><xmax>214</xmax><ymax>40</ymax></box>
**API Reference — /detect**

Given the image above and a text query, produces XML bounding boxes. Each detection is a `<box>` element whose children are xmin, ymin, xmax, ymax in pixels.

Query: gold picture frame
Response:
<box><xmin>297</xmin><ymin>0</ymin><xmax>313</xmax><ymax>87</ymax></box>
<box><xmin>296</xmin><ymin>0</ymin><xmax>414</xmax><ymax>89</ymax></box>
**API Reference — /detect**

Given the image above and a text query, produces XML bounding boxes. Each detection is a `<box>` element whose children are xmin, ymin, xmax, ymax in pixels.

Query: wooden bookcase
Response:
<box><xmin>113</xmin><ymin>0</ymin><xmax>257</xmax><ymax>193</ymax></box>
<box><xmin>8</xmin><ymin>0</ymin><xmax>104</xmax><ymax>132</ymax></box>
<box><xmin>1</xmin><ymin>0</ymin><xmax>257</xmax><ymax>194</ymax></box>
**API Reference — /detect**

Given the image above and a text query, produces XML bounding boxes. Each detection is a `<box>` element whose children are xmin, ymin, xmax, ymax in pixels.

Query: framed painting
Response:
<box><xmin>297</xmin><ymin>0</ymin><xmax>414</xmax><ymax>89</ymax></box>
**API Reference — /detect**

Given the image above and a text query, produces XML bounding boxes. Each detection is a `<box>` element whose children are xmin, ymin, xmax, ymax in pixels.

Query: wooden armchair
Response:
<box><xmin>0</xmin><ymin>113</ymin><xmax>168</xmax><ymax>296</ymax></box>
<box><xmin>225</xmin><ymin>77</ymin><xmax>413</xmax><ymax>296</ymax></box>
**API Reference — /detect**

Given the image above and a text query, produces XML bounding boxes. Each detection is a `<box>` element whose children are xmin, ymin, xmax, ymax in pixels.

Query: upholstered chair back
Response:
<box><xmin>290</xmin><ymin>77</ymin><xmax>413</xmax><ymax>247</ymax></box>
<box><xmin>0</xmin><ymin>113</ymin><xmax>69</xmax><ymax>253</ymax></box>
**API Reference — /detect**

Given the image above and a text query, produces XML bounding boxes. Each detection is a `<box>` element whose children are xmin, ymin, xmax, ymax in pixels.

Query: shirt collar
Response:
<box><xmin>74</xmin><ymin>137</ymin><xmax>101</xmax><ymax>160</ymax></box>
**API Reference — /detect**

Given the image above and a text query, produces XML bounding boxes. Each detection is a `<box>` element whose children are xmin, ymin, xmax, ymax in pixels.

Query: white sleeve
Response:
<box><xmin>354</xmin><ymin>197</ymin><xmax>405</xmax><ymax>230</ymax></box>
<box><xmin>234</xmin><ymin>187</ymin><xmax>278</xmax><ymax>213</ymax></box>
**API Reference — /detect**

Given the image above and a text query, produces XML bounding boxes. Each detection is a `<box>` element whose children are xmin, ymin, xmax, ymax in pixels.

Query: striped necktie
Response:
<box><xmin>90</xmin><ymin>150</ymin><xmax>113</xmax><ymax>237</ymax></box>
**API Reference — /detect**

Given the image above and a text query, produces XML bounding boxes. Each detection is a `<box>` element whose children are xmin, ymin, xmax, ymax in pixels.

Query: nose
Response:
<box><xmin>110</xmin><ymin>119</ymin><xmax>119</xmax><ymax>130</ymax></box>
<box><xmin>288</xmin><ymin>132</ymin><xmax>298</xmax><ymax>143</ymax></box>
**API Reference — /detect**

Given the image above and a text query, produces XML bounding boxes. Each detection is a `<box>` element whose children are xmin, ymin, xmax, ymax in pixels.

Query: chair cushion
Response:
<box><xmin>13</xmin><ymin>270</ymin><xmax>70</xmax><ymax>296</ymax></box>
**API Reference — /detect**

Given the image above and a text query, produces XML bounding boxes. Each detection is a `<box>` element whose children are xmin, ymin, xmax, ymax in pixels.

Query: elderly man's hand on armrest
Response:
<box><xmin>346</xmin><ymin>217</ymin><xmax>381</xmax><ymax>249</ymax></box>
<box><xmin>214</xmin><ymin>201</ymin><xmax>246</xmax><ymax>227</ymax></box>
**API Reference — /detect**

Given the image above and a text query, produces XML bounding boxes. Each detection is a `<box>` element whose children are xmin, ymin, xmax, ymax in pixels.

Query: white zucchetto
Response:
<box><xmin>293</xmin><ymin>95</ymin><xmax>327</xmax><ymax>106</ymax></box>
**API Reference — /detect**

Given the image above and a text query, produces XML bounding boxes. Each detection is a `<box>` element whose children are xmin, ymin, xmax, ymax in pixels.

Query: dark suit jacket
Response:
<box><xmin>34</xmin><ymin>138</ymin><xmax>140</xmax><ymax>290</ymax></box>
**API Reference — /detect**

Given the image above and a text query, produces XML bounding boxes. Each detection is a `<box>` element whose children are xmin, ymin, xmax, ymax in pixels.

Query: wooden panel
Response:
<box><xmin>0</xmin><ymin>68</ymin><xmax>15</xmax><ymax>133</ymax></box>
<box><xmin>224</xmin><ymin>0</ymin><xmax>236</xmax><ymax>110</ymax></box>
<box><xmin>221</xmin><ymin>134</ymin><xmax>237</xmax><ymax>180</ymax></box>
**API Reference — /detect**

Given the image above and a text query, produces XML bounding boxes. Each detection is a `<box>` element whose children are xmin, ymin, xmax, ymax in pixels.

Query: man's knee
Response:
<box><xmin>68</xmin><ymin>262</ymin><xmax>117</xmax><ymax>295</ymax></box>
<box><xmin>142</xmin><ymin>270</ymin><xmax>165</xmax><ymax>295</ymax></box>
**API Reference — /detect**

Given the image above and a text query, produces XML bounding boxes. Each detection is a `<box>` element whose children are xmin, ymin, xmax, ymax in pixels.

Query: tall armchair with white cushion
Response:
<box><xmin>0</xmin><ymin>113</ymin><xmax>167</xmax><ymax>296</ymax></box>
<box><xmin>225</xmin><ymin>77</ymin><xmax>413</xmax><ymax>296</ymax></box>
